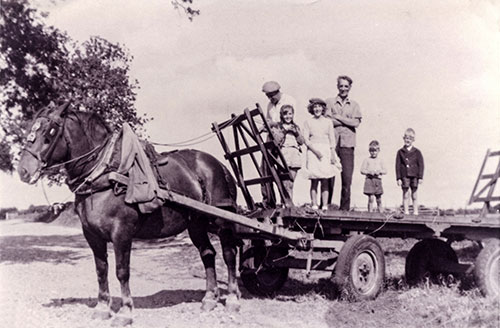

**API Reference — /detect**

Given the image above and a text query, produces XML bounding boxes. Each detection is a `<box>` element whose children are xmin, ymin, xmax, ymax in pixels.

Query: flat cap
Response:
<box><xmin>308</xmin><ymin>97</ymin><xmax>326</xmax><ymax>106</ymax></box>
<box><xmin>262</xmin><ymin>81</ymin><xmax>281</xmax><ymax>93</ymax></box>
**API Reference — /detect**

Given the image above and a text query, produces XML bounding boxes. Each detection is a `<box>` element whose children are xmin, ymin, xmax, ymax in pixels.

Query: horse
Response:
<box><xmin>17</xmin><ymin>102</ymin><xmax>241</xmax><ymax>326</ymax></box>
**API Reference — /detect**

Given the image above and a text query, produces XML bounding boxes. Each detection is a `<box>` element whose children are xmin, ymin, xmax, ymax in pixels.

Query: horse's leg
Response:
<box><xmin>218</xmin><ymin>225</ymin><xmax>241</xmax><ymax>311</ymax></box>
<box><xmin>83</xmin><ymin>229</ymin><xmax>112</xmax><ymax>320</ymax></box>
<box><xmin>110</xmin><ymin>238</ymin><xmax>134</xmax><ymax>327</ymax></box>
<box><xmin>188</xmin><ymin>217</ymin><xmax>219</xmax><ymax>311</ymax></box>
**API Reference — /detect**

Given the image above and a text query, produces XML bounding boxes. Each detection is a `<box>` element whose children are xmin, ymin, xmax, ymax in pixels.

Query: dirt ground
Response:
<box><xmin>0</xmin><ymin>218</ymin><xmax>497</xmax><ymax>328</ymax></box>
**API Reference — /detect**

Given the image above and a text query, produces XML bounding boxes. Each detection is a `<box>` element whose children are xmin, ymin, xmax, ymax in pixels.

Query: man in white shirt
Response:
<box><xmin>260</xmin><ymin>81</ymin><xmax>297</xmax><ymax>207</ymax></box>
<box><xmin>262</xmin><ymin>81</ymin><xmax>297</xmax><ymax>126</ymax></box>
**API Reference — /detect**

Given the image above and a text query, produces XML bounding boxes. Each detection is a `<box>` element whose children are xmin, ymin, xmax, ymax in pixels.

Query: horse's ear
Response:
<box><xmin>53</xmin><ymin>102</ymin><xmax>71</xmax><ymax>117</ymax></box>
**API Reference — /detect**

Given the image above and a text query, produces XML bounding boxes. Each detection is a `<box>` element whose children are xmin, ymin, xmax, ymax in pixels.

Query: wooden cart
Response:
<box><xmin>163</xmin><ymin>106</ymin><xmax>499</xmax><ymax>300</ymax></box>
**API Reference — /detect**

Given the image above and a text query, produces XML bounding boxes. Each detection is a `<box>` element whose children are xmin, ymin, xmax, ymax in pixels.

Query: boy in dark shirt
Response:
<box><xmin>395</xmin><ymin>128</ymin><xmax>424</xmax><ymax>215</ymax></box>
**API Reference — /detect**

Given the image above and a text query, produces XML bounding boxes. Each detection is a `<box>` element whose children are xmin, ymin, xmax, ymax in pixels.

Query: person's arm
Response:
<box><xmin>327</xmin><ymin>121</ymin><xmax>338</xmax><ymax>164</ymax></box>
<box><xmin>295</xmin><ymin>125</ymin><xmax>305</xmax><ymax>146</ymax></box>
<box><xmin>417</xmin><ymin>149</ymin><xmax>424</xmax><ymax>183</ymax></box>
<box><xmin>332</xmin><ymin>114</ymin><xmax>361</xmax><ymax>128</ymax></box>
<box><xmin>379</xmin><ymin>159</ymin><xmax>387</xmax><ymax>175</ymax></box>
<box><xmin>395</xmin><ymin>150</ymin><xmax>402</xmax><ymax>185</ymax></box>
<box><xmin>325</xmin><ymin>98</ymin><xmax>342</xmax><ymax>126</ymax></box>
<box><xmin>302</xmin><ymin>120</ymin><xmax>322</xmax><ymax>159</ymax></box>
<box><xmin>360</xmin><ymin>159</ymin><xmax>369</xmax><ymax>175</ymax></box>
<box><xmin>332</xmin><ymin>102</ymin><xmax>362</xmax><ymax>128</ymax></box>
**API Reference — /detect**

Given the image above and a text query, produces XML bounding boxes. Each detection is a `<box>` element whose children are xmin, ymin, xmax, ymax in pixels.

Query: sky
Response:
<box><xmin>1</xmin><ymin>0</ymin><xmax>499</xmax><ymax>210</ymax></box>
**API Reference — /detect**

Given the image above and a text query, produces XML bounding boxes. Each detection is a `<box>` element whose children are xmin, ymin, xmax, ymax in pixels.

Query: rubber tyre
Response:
<box><xmin>405</xmin><ymin>239</ymin><xmax>458</xmax><ymax>286</ymax></box>
<box><xmin>333</xmin><ymin>235</ymin><xmax>385</xmax><ymax>301</ymax></box>
<box><xmin>474</xmin><ymin>238</ymin><xmax>500</xmax><ymax>298</ymax></box>
<box><xmin>240</xmin><ymin>246</ymin><xmax>289</xmax><ymax>297</ymax></box>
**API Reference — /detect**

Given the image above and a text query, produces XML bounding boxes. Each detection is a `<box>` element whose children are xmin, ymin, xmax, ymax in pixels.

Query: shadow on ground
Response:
<box><xmin>0</xmin><ymin>234</ymin><xmax>89</xmax><ymax>264</ymax></box>
<box><xmin>43</xmin><ymin>289</ymin><xmax>207</xmax><ymax>310</ymax></box>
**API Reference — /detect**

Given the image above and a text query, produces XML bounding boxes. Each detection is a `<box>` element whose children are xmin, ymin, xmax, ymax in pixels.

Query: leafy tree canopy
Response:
<box><xmin>0</xmin><ymin>0</ymin><xmax>150</xmax><ymax>174</ymax></box>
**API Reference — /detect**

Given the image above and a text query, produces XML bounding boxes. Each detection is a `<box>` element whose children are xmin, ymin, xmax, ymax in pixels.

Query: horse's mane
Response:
<box><xmin>68</xmin><ymin>110</ymin><xmax>112</xmax><ymax>144</ymax></box>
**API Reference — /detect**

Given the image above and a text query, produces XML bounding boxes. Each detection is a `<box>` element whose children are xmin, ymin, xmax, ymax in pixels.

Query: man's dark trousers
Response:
<box><xmin>337</xmin><ymin>147</ymin><xmax>354</xmax><ymax>211</ymax></box>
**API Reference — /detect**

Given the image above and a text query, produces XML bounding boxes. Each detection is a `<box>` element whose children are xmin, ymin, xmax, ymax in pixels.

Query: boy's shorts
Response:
<box><xmin>364</xmin><ymin>177</ymin><xmax>383</xmax><ymax>196</ymax></box>
<box><xmin>401</xmin><ymin>177</ymin><xmax>419</xmax><ymax>191</ymax></box>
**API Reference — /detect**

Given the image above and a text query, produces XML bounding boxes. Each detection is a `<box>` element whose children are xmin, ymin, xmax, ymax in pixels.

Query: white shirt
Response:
<box><xmin>266</xmin><ymin>93</ymin><xmax>297</xmax><ymax>124</ymax></box>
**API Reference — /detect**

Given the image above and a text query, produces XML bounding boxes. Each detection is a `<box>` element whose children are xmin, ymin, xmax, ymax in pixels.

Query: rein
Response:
<box><xmin>44</xmin><ymin>139</ymin><xmax>109</xmax><ymax>171</ymax></box>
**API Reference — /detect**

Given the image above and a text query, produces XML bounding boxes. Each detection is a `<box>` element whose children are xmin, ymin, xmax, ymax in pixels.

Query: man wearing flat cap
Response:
<box><xmin>260</xmin><ymin>81</ymin><xmax>297</xmax><ymax>207</ymax></box>
<box><xmin>262</xmin><ymin>81</ymin><xmax>297</xmax><ymax>126</ymax></box>
<box><xmin>325</xmin><ymin>75</ymin><xmax>362</xmax><ymax>211</ymax></box>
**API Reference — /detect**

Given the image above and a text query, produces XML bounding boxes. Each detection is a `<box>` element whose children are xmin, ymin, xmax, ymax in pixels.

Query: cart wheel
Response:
<box><xmin>333</xmin><ymin>235</ymin><xmax>385</xmax><ymax>301</ymax></box>
<box><xmin>405</xmin><ymin>239</ymin><xmax>458</xmax><ymax>286</ymax></box>
<box><xmin>240</xmin><ymin>246</ymin><xmax>289</xmax><ymax>296</ymax></box>
<box><xmin>474</xmin><ymin>238</ymin><xmax>500</xmax><ymax>298</ymax></box>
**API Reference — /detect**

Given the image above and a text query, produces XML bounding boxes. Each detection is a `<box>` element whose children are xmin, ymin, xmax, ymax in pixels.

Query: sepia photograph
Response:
<box><xmin>1</xmin><ymin>0</ymin><xmax>499</xmax><ymax>327</ymax></box>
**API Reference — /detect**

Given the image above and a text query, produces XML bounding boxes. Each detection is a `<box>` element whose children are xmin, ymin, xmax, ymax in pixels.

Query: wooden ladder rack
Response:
<box><xmin>212</xmin><ymin>104</ymin><xmax>293</xmax><ymax>210</ymax></box>
<box><xmin>469</xmin><ymin>149</ymin><xmax>500</xmax><ymax>217</ymax></box>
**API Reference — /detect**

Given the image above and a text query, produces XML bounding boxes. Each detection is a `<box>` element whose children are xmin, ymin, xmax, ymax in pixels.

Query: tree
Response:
<box><xmin>0</xmin><ymin>0</ymin><xmax>148</xmax><ymax>174</ymax></box>
<box><xmin>171</xmin><ymin>0</ymin><xmax>200</xmax><ymax>21</ymax></box>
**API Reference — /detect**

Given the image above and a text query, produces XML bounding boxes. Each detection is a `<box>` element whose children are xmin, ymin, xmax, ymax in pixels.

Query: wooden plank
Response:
<box><xmin>163</xmin><ymin>191</ymin><xmax>308</xmax><ymax>241</ymax></box>
<box><xmin>226</xmin><ymin>142</ymin><xmax>275</xmax><ymax>158</ymax></box>
<box><xmin>216</xmin><ymin>108</ymin><xmax>261</xmax><ymax>128</ymax></box>
<box><xmin>236</xmin><ymin>124</ymin><xmax>262</xmax><ymax>176</ymax></box>
<box><xmin>245</xmin><ymin>174</ymin><xmax>291</xmax><ymax>186</ymax></box>
<box><xmin>212</xmin><ymin>121</ymin><xmax>255</xmax><ymax>210</ymax></box>
<box><xmin>475</xmin><ymin>196</ymin><xmax>500</xmax><ymax>202</ymax></box>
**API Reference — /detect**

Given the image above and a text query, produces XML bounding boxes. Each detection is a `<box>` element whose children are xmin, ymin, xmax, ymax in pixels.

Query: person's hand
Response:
<box><xmin>314</xmin><ymin>150</ymin><xmax>323</xmax><ymax>160</ymax></box>
<box><xmin>330</xmin><ymin>151</ymin><xmax>337</xmax><ymax>164</ymax></box>
<box><xmin>418</xmin><ymin>179</ymin><xmax>423</xmax><ymax>185</ymax></box>
<box><xmin>397</xmin><ymin>179</ymin><xmax>402</xmax><ymax>187</ymax></box>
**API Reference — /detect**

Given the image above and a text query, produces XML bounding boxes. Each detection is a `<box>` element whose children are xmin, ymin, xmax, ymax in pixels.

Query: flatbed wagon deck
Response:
<box><xmin>237</xmin><ymin>206</ymin><xmax>500</xmax><ymax>241</ymax></box>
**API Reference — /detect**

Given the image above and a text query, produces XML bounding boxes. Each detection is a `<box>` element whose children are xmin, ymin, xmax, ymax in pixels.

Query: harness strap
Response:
<box><xmin>40</xmin><ymin>117</ymin><xmax>66</xmax><ymax>165</ymax></box>
<box><xmin>70</xmin><ymin>132</ymin><xmax>120</xmax><ymax>193</ymax></box>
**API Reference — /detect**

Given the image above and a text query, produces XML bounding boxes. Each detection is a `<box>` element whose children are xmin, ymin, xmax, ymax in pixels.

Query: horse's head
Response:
<box><xmin>18</xmin><ymin>102</ymin><xmax>71</xmax><ymax>184</ymax></box>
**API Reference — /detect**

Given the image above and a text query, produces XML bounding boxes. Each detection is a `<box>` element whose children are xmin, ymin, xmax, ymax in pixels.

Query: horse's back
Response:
<box><xmin>161</xmin><ymin>149</ymin><xmax>237</xmax><ymax>210</ymax></box>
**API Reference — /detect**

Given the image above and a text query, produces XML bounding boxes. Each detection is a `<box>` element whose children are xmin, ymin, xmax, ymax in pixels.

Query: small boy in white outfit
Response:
<box><xmin>360</xmin><ymin>140</ymin><xmax>387</xmax><ymax>212</ymax></box>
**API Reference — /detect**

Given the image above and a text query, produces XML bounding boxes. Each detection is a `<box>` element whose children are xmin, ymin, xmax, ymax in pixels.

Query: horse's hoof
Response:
<box><xmin>201</xmin><ymin>290</ymin><xmax>219</xmax><ymax>312</ymax></box>
<box><xmin>111</xmin><ymin>315</ymin><xmax>133</xmax><ymax>327</ymax></box>
<box><xmin>92</xmin><ymin>302</ymin><xmax>111</xmax><ymax>320</ymax></box>
<box><xmin>91</xmin><ymin>310</ymin><xmax>112</xmax><ymax>320</ymax></box>
<box><xmin>225</xmin><ymin>294</ymin><xmax>240</xmax><ymax>312</ymax></box>
<box><xmin>201</xmin><ymin>298</ymin><xmax>218</xmax><ymax>311</ymax></box>
<box><xmin>111</xmin><ymin>306</ymin><xmax>133</xmax><ymax>326</ymax></box>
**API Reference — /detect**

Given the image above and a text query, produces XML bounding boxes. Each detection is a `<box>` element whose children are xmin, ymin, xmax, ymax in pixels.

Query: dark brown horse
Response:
<box><xmin>18</xmin><ymin>103</ymin><xmax>241</xmax><ymax>326</ymax></box>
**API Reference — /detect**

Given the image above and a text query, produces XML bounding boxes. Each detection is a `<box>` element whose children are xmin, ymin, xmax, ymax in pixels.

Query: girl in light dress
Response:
<box><xmin>275</xmin><ymin>104</ymin><xmax>304</xmax><ymax>199</ymax></box>
<box><xmin>303</xmin><ymin>98</ymin><xmax>341</xmax><ymax>210</ymax></box>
